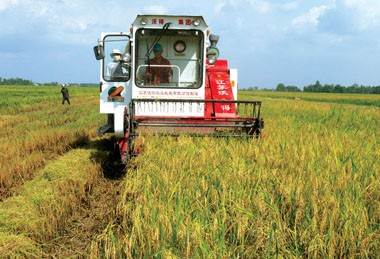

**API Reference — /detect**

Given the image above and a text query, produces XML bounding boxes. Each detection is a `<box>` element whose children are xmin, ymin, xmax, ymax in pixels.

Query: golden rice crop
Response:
<box><xmin>239</xmin><ymin>90</ymin><xmax>380</xmax><ymax>106</ymax></box>
<box><xmin>92</xmin><ymin>94</ymin><xmax>379</xmax><ymax>258</ymax></box>
<box><xmin>0</xmin><ymin>85</ymin><xmax>104</xmax><ymax>198</ymax></box>
<box><xmin>1</xmin><ymin>86</ymin><xmax>378</xmax><ymax>257</ymax></box>
<box><xmin>0</xmin><ymin>148</ymin><xmax>102</xmax><ymax>258</ymax></box>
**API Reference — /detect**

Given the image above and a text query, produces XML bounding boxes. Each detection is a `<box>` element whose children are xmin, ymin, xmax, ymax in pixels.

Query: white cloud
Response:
<box><xmin>343</xmin><ymin>0</ymin><xmax>380</xmax><ymax>29</ymax></box>
<box><xmin>0</xmin><ymin>0</ymin><xmax>129</xmax><ymax>44</ymax></box>
<box><xmin>142</xmin><ymin>5</ymin><xmax>169</xmax><ymax>14</ymax></box>
<box><xmin>291</xmin><ymin>5</ymin><xmax>332</xmax><ymax>28</ymax></box>
<box><xmin>1</xmin><ymin>0</ymin><xmax>379</xmax><ymax>86</ymax></box>
<box><xmin>236</xmin><ymin>16</ymin><xmax>244</xmax><ymax>30</ymax></box>
<box><xmin>214</xmin><ymin>2</ymin><xmax>226</xmax><ymax>13</ymax></box>
<box><xmin>282</xmin><ymin>1</ymin><xmax>299</xmax><ymax>11</ymax></box>
<box><xmin>0</xmin><ymin>0</ymin><xmax>19</xmax><ymax>11</ymax></box>
<box><xmin>248</xmin><ymin>0</ymin><xmax>271</xmax><ymax>13</ymax></box>
<box><xmin>213</xmin><ymin>0</ymin><xmax>271</xmax><ymax>14</ymax></box>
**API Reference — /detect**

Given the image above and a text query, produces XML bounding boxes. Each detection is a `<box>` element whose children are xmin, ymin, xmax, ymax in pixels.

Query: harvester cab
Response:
<box><xmin>94</xmin><ymin>15</ymin><xmax>264</xmax><ymax>162</ymax></box>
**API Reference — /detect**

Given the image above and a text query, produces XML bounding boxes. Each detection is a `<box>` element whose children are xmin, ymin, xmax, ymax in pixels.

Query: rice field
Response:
<box><xmin>0</xmin><ymin>85</ymin><xmax>104</xmax><ymax>198</ymax></box>
<box><xmin>93</xmin><ymin>93</ymin><xmax>379</xmax><ymax>258</ymax></box>
<box><xmin>0</xmin><ymin>85</ymin><xmax>379</xmax><ymax>257</ymax></box>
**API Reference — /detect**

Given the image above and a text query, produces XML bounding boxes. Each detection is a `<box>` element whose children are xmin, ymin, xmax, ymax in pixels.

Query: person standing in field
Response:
<box><xmin>61</xmin><ymin>83</ymin><xmax>70</xmax><ymax>105</ymax></box>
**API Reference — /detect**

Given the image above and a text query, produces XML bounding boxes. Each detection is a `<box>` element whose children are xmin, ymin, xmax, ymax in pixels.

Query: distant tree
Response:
<box><xmin>276</xmin><ymin>83</ymin><xmax>301</xmax><ymax>92</ymax></box>
<box><xmin>371</xmin><ymin>86</ymin><xmax>380</xmax><ymax>94</ymax></box>
<box><xmin>276</xmin><ymin>83</ymin><xmax>286</xmax><ymax>92</ymax></box>
<box><xmin>303</xmin><ymin>80</ymin><xmax>380</xmax><ymax>94</ymax></box>
<box><xmin>333</xmin><ymin>84</ymin><xmax>344</xmax><ymax>93</ymax></box>
<box><xmin>286</xmin><ymin>86</ymin><xmax>301</xmax><ymax>92</ymax></box>
<box><xmin>304</xmin><ymin>80</ymin><xmax>323</xmax><ymax>92</ymax></box>
<box><xmin>0</xmin><ymin>77</ymin><xmax>33</xmax><ymax>85</ymax></box>
<box><xmin>42</xmin><ymin>81</ymin><xmax>59</xmax><ymax>86</ymax></box>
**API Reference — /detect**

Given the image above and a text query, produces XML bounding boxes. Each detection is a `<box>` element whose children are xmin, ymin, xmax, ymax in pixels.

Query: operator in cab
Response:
<box><xmin>106</xmin><ymin>49</ymin><xmax>129</xmax><ymax>81</ymax></box>
<box><xmin>146</xmin><ymin>43</ymin><xmax>172</xmax><ymax>85</ymax></box>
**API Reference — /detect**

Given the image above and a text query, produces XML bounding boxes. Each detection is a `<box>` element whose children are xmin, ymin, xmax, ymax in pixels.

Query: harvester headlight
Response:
<box><xmin>208</xmin><ymin>54</ymin><xmax>217</xmax><ymax>65</ymax></box>
<box><xmin>209</xmin><ymin>34</ymin><xmax>219</xmax><ymax>45</ymax></box>
<box><xmin>207</xmin><ymin>34</ymin><xmax>220</xmax><ymax>65</ymax></box>
<box><xmin>141</xmin><ymin>18</ymin><xmax>148</xmax><ymax>25</ymax></box>
<box><xmin>192</xmin><ymin>18</ymin><xmax>201</xmax><ymax>26</ymax></box>
<box><xmin>206</xmin><ymin>47</ymin><xmax>219</xmax><ymax>65</ymax></box>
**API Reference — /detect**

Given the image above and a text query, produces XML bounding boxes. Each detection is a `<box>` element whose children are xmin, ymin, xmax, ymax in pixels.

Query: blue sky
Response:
<box><xmin>0</xmin><ymin>0</ymin><xmax>379</xmax><ymax>89</ymax></box>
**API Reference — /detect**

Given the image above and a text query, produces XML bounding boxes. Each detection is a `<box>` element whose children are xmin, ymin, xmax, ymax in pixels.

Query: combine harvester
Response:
<box><xmin>94</xmin><ymin>15</ymin><xmax>264</xmax><ymax>162</ymax></box>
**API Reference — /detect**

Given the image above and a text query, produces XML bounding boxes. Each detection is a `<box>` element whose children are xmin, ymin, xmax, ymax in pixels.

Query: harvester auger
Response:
<box><xmin>94</xmin><ymin>15</ymin><xmax>264</xmax><ymax>162</ymax></box>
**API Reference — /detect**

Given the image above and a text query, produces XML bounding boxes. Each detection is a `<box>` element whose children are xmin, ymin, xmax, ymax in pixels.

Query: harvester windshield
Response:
<box><xmin>135</xmin><ymin>28</ymin><xmax>203</xmax><ymax>88</ymax></box>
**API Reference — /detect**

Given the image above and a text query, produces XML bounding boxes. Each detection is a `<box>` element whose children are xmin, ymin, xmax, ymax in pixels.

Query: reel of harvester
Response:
<box><xmin>116</xmin><ymin>98</ymin><xmax>264</xmax><ymax>161</ymax></box>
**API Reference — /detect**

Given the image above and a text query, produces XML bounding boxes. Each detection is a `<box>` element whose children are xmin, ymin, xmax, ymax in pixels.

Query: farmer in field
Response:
<box><xmin>61</xmin><ymin>83</ymin><xmax>70</xmax><ymax>105</ymax></box>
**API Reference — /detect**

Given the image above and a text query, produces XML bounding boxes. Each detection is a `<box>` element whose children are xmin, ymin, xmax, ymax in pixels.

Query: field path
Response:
<box><xmin>50</xmin><ymin>174</ymin><xmax>122</xmax><ymax>257</ymax></box>
<box><xmin>47</xmin><ymin>137</ymin><xmax>126</xmax><ymax>257</ymax></box>
<box><xmin>0</xmin><ymin>136</ymin><xmax>126</xmax><ymax>258</ymax></box>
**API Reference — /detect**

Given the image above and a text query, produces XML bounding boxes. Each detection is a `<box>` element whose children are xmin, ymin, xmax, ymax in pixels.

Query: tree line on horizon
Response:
<box><xmin>302</xmin><ymin>81</ymin><xmax>380</xmax><ymax>94</ymax></box>
<box><xmin>245</xmin><ymin>80</ymin><xmax>380</xmax><ymax>94</ymax></box>
<box><xmin>0</xmin><ymin>77</ymin><xmax>97</xmax><ymax>87</ymax></box>
<box><xmin>0</xmin><ymin>77</ymin><xmax>35</xmax><ymax>85</ymax></box>
<box><xmin>1</xmin><ymin>77</ymin><xmax>379</xmax><ymax>94</ymax></box>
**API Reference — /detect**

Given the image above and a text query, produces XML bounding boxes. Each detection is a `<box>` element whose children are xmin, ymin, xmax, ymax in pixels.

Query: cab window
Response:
<box><xmin>135</xmin><ymin>29</ymin><xmax>204</xmax><ymax>88</ymax></box>
<box><xmin>103</xmin><ymin>35</ymin><xmax>131</xmax><ymax>82</ymax></box>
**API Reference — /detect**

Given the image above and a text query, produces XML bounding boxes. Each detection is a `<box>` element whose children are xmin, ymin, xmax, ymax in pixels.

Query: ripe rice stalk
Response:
<box><xmin>0</xmin><ymin>86</ymin><xmax>104</xmax><ymax>197</ymax></box>
<box><xmin>0</xmin><ymin>147</ymin><xmax>102</xmax><ymax>257</ymax></box>
<box><xmin>93</xmin><ymin>92</ymin><xmax>379</xmax><ymax>257</ymax></box>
